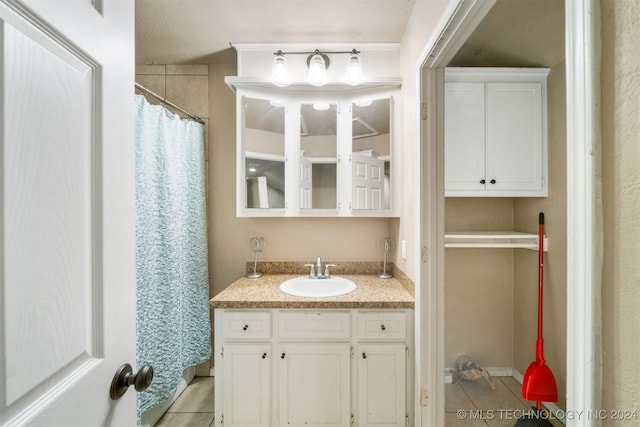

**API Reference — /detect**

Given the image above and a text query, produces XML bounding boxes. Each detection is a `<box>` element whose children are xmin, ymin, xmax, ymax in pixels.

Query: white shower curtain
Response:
<box><xmin>134</xmin><ymin>95</ymin><xmax>211</xmax><ymax>418</ymax></box>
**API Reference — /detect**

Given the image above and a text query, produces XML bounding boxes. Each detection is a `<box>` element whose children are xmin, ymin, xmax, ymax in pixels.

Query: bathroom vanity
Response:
<box><xmin>210</xmin><ymin>274</ymin><xmax>414</xmax><ymax>427</ymax></box>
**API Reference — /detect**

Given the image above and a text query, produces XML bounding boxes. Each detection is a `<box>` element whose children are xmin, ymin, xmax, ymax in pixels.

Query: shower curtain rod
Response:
<box><xmin>135</xmin><ymin>82</ymin><xmax>206</xmax><ymax>125</ymax></box>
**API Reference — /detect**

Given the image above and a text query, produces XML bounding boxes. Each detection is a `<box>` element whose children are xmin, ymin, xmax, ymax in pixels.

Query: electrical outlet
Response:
<box><xmin>401</xmin><ymin>240</ymin><xmax>407</xmax><ymax>260</ymax></box>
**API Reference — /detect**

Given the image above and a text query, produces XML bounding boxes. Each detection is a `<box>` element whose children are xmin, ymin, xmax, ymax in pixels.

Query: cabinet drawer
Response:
<box><xmin>279</xmin><ymin>311</ymin><xmax>351</xmax><ymax>339</ymax></box>
<box><xmin>223</xmin><ymin>311</ymin><xmax>272</xmax><ymax>339</ymax></box>
<box><xmin>358</xmin><ymin>311</ymin><xmax>406</xmax><ymax>339</ymax></box>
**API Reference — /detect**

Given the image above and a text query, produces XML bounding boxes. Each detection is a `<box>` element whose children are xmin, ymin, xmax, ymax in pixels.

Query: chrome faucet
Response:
<box><xmin>303</xmin><ymin>257</ymin><xmax>336</xmax><ymax>279</ymax></box>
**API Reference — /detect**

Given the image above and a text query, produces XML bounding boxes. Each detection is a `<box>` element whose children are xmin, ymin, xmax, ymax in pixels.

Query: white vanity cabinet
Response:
<box><xmin>444</xmin><ymin>67</ymin><xmax>550</xmax><ymax>197</ymax></box>
<box><xmin>214</xmin><ymin>308</ymin><xmax>413</xmax><ymax>427</ymax></box>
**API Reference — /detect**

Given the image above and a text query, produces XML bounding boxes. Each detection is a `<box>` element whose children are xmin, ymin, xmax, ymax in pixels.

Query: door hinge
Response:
<box><xmin>220</xmin><ymin>414</ymin><xmax>223</xmax><ymax>425</ymax></box>
<box><xmin>350</xmin><ymin>346</ymin><xmax>354</xmax><ymax>359</ymax></box>
<box><xmin>421</xmin><ymin>245</ymin><xmax>428</xmax><ymax>263</ymax></box>
<box><xmin>220</xmin><ymin>347</ymin><xmax>223</xmax><ymax>358</ymax></box>
<box><xmin>351</xmin><ymin>414</ymin><xmax>355</xmax><ymax>426</ymax></box>
<box><xmin>406</xmin><ymin>346</ymin><xmax>409</xmax><ymax>358</ymax></box>
<box><xmin>420</xmin><ymin>102</ymin><xmax>428</xmax><ymax>121</ymax></box>
<box><xmin>406</xmin><ymin>414</ymin><xmax>410</xmax><ymax>426</ymax></box>
<box><xmin>420</xmin><ymin>388</ymin><xmax>429</xmax><ymax>407</ymax></box>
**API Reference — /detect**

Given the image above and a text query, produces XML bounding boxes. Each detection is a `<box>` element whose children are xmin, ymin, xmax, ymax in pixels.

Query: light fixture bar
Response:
<box><xmin>271</xmin><ymin>49</ymin><xmax>363</xmax><ymax>87</ymax></box>
<box><xmin>274</xmin><ymin>48</ymin><xmax>361</xmax><ymax>56</ymax></box>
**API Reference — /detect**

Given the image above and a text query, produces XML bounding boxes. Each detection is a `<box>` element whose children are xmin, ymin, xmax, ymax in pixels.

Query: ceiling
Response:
<box><xmin>135</xmin><ymin>0</ymin><xmax>417</xmax><ymax>65</ymax></box>
<box><xmin>135</xmin><ymin>0</ymin><xmax>564</xmax><ymax>70</ymax></box>
<box><xmin>135</xmin><ymin>0</ymin><xmax>564</xmax><ymax>135</ymax></box>
<box><xmin>450</xmin><ymin>0</ymin><xmax>564</xmax><ymax>68</ymax></box>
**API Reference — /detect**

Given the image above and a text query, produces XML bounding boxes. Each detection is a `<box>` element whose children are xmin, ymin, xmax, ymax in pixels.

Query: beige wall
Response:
<box><xmin>397</xmin><ymin>0</ymin><xmax>450</xmax><ymax>280</ymax></box>
<box><xmin>445</xmin><ymin>198</ymin><xmax>516</xmax><ymax>367</ymax></box>
<box><xmin>600</xmin><ymin>0</ymin><xmax>640</xmax><ymax>412</ymax></box>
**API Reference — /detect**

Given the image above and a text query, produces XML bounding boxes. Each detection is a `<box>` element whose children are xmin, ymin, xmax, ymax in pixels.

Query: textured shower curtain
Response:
<box><xmin>135</xmin><ymin>95</ymin><xmax>211</xmax><ymax>418</ymax></box>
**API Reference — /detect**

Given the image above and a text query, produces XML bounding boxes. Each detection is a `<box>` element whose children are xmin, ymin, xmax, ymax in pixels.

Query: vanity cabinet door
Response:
<box><xmin>278</xmin><ymin>342</ymin><xmax>351</xmax><ymax>427</ymax></box>
<box><xmin>221</xmin><ymin>343</ymin><xmax>271</xmax><ymax>427</ymax></box>
<box><xmin>357</xmin><ymin>343</ymin><xmax>407</xmax><ymax>426</ymax></box>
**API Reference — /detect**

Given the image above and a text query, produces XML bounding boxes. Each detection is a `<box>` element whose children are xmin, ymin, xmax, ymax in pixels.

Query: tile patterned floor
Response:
<box><xmin>155</xmin><ymin>375</ymin><xmax>563</xmax><ymax>426</ymax></box>
<box><xmin>154</xmin><ymin>376</ymin><xmax>214</xmax><ymax>427</ymax></box>
<box><xmin>446</xmin><ymin>376</ymin><xmax>564</xmax><ymax>427</ymax></box>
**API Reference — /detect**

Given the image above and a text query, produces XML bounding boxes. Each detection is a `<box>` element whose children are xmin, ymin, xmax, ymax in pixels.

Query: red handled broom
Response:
<box><xmin>515</xmin><ymin>213</ymin><xmax>557</xmax><ymax>426</ymax></box>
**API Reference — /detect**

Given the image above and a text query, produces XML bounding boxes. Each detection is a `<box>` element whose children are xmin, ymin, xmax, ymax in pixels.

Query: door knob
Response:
<box><xmin>110</xmin><ymin>363</ymin><xmax>154</xmax><ymax>400</ymax></box>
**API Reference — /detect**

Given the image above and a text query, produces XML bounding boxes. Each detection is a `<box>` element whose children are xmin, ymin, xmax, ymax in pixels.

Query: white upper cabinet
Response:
<box><xmin>227</xmin><ymin>44</ymin><xmax>400</xmax><ymax>217</ymax></box>
<box><xmin>445</xmin><ymin>68</ymin><xmax>550</xmax><ymax>197</ymax></box>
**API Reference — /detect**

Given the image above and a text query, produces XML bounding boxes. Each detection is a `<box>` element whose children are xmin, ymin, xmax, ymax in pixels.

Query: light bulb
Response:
<box><xmin>271</xmin><ymin>53</ymin><xmax>290</xmax><ymax>87</ymax></box>
<box><xmin>308</xmin><ymin>54</ymin><xmax>327</xmax><ymax>87</ymax></box>
<box><xmin>345</xmin><ymin>52</ymin><xmax>363</xmax><ymax>85</ymax></box>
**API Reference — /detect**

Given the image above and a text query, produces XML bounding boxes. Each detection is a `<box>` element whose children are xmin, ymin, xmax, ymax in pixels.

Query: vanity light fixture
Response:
<box><xmin>271</xmin><ymin>48</ymin><xmax>363</xmax><ymax>87</ymax></box>
<box><xmin>271</xmin><ymin>51</ymin><xmax>291</xmax><ymax>87</ymax></box>
<box><xmin>345</xmin><ymin>51</ymin><xmax>363</xmax><ymax>85</ymax></box>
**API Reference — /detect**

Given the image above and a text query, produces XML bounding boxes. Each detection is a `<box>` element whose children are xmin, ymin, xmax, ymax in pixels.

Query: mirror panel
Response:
<box><xmin>299</xmin><ymin>102</ymin><xmax>338</xmax><ymax>210</ymax></box>
<box><xmin>351</xmin><ymin>98</ymin><xmax>391</xmax><ymax>210</ymax></box>
<box><xmin>243</xmin><ymin>97</ymin><xmax>285</xmax><ymax>209</ymax></box>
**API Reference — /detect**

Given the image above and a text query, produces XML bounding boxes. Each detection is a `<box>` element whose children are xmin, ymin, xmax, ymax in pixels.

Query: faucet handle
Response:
<box><xmin>324</xmin><ymin>264</ymin><xmax>337</xmax><ymax>278</ymax></box>
<box><xmin>303</xmin><ymin>263</ymin><xmax>315</xmax><ymax>278</ymax></box>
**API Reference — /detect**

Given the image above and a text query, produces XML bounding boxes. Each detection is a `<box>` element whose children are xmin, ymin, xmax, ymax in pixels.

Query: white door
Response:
<box><xmin>0</xmin><ymin>0</ymin><xmax>136</xmax><ymax>426</ymax></box>
<box><xmin>352</xmin><ymin>152</ymin><xmax>385</xmax><ymax>210</ymax></box>
<box><xmin>299</xmin><ymin>154</ymin><xmax>312</xmax><ymax>209</ymax></box>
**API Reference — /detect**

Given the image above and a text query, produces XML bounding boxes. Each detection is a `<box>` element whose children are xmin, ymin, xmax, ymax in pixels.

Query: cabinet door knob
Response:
<box><xmin>281</xmin><ymin>353</ymin><xmax>286</xmax><ymax>359</ymax></box>
<box><xmin>490</xmin><ymin>179</ymin><xmax>496</xmax><ymax>184</ymax></box>
<box><xmin>380</xmin><ymin>324</ymin><xmax>386</xmax><ymax>331</ymax></box>
<box><xmin>362</xmin><ymin>353</ymin><xmax>367</xmax><ymax>359</ymax></box>
<box><xmin>480</xmin><ymin>179</ymin><xmax>486</xmax><ymax>184</ymax></box>
<box><xmin>242</xmin><ymin>324</ymin><xmax>248</xmax><ymax>331</ymax></box>
<box><xmin>261</xmin><ymin>353</ymin><xmax>267</xmax><ymax>359</ymax></box>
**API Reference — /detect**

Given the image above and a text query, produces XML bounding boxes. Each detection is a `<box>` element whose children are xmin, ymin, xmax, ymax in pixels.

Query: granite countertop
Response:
<box><xmin>210</xmin><ymin>273</ymin><xmax>415</xmax><ymax>309</ymax></box>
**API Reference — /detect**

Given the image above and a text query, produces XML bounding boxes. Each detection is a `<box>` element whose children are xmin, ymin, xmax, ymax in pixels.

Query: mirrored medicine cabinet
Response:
<box><xmin>237</xmin><ymin>87</ymin><xmax>398</xmax><ymax>217</ymax></box>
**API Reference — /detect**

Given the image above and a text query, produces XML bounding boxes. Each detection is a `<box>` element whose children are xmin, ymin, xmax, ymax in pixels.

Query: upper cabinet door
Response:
<box><xmin>351</xmin><ymin>98</ymin><xmax>392</xmax><ymax>211</ymax></box>
<box><xmin>444</xmin><ymin>82</ymin><xmax>486</xmax><ymax>192</ymax></box>
<box><xmin>486</xmin><ymin>82</ymin><xmax>544</xmax><ymax>193</ymax></box>
<box><xmin>299</xmin><ymin>102</ymin><xmax>338</xmax><ymax>212</ymax></box>
<box><xmin>444</xmin><ymin>68</ymin><xmax>549</xmax><ymax>197</ymax></box>
<box><xmin>242</xmin><ymin>96</ymin><xmax>287</xmax><ymax>212</ymax></box>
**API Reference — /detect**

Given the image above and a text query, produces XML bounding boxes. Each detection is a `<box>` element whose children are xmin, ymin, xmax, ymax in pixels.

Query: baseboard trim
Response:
<box><xmin>444</xmin><ymin>366</ymin><xmax>514</xmax><ymax>384</ymax></box>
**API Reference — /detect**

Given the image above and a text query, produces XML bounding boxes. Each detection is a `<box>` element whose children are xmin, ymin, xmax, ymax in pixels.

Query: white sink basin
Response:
<box><xmin>279</xmin><ymin>276</ymin><xmax>356</xmax><ymax>298</ymax></box>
